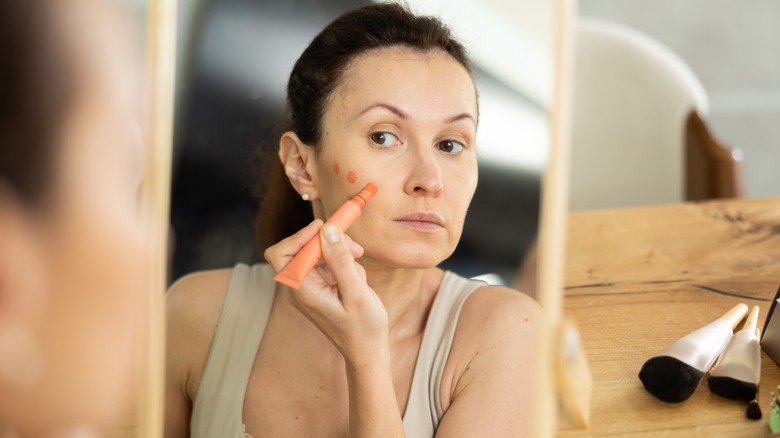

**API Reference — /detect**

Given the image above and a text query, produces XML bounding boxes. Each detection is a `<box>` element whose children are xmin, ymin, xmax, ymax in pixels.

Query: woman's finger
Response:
<box><xmin>343</xmin><ymin>233</ymin><xmax>364</xmax><ymax>259</ymax></box>
<box><xmin>319</xmin><ymin>224</ymin><xmax>363</xmax><ymax>303</ymax></box>
<box><xmin>264</xmin><ymin>219</ymin><xmax>323</xmax><ymax>271</ymax></box>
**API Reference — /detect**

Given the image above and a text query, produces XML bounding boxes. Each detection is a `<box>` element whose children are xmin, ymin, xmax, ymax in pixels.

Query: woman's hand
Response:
<box><xmin>264</xmin><ymin>219</ymin><xmax>389</xmax><ymax>362</ymax></box>
<box><xmin>267</xmin><ymin>220</ymin><xmax>405</xmax><ymax>437</ymax></box>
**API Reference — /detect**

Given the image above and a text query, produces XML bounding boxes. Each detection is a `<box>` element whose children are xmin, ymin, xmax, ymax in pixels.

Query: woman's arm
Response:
<box><xmin>346</xmin><ymin>348</ymin><xmax>404</xmax><ymax>437</ymax></box>
<box><xmin>264</xmin><ymin>220</ymin><xmax>404</xmax><ymax>438</ymax></box>
<box><xmin>435</xmin><ymin>287</ymin><xmax>543</xmax><ymax>437</ymax></box>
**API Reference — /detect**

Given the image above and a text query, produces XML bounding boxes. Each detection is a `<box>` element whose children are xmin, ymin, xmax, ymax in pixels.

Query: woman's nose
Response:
<box><xmin>403</xmin><ymin>146</ymin><xmax>443</xmax><ymax>196</ymax></box>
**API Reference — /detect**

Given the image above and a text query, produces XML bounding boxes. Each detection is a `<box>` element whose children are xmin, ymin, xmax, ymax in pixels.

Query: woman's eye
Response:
<box><xmin>437</xmin><ymin>139</ymin><xmax>464</xmax><ymax>154</ymax></box>
<box><xmin>369</xmin><ymin>131</ymin><xmax>399</xmax><ymax>148</ymax></box>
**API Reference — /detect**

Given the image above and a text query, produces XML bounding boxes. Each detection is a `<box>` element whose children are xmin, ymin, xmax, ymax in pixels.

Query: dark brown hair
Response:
<box><xmin>0</xmin><ymin>1</ymin><xmax>73</xmax><ymax>203</ymax></box>
<box><xmin>254</xmin><ymin>2</ymin><xmax>472</xmax><ymax>253</ymax></box>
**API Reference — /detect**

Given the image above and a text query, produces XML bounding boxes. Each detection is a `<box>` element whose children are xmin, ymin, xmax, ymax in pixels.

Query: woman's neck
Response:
<box><xmin>360</xmin><ymin>259</ymin><xmax>444</xmax><ymax>342</ymax></box>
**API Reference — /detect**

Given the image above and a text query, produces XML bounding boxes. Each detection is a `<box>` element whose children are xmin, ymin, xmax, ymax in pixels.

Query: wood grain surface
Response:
<box><xmin>560</xmin><ymin>197</ymin><xmax>780</xmax><ymax>437</ymax></box>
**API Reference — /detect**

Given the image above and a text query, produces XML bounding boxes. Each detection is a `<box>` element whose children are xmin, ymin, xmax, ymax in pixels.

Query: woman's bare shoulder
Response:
<box><xmin>166</xmin><ymin>268</ymin><xmax>234</xmax><ymax>324</ymax></box>
<box><xmin>445</xmin><ymin>283</ymin><xmax>544</xmax><ymax>368</ymax></box>
<box><xmin>439</xmin><ymin>284</ymin><xmax>543</xmax><ymax>421</ymax></box>
<box><xmin>165</xmin><ymin>268</ymin><xmax>235</xmax><ymax>401</ymax></box>
<box><xmin>166</xmin><ymin>268</ymin><xmax>235</xmax><ymax>352</ymax></box>
<box><xmin>455</xmin><ymin>284</ymin><xmax>543</xmax><ymax>350</ymax></box>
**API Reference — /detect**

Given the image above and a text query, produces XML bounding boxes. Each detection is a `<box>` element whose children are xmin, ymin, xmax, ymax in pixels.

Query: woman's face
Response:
<box><xmin>311</xmin><ymin>46</ymin><xmax>478</xmax><ymax>269</ymax></box>
<box><xmin>0</xmin><ymin>1</ymin><xmax>148</xmax><ymax>432</ymax></box>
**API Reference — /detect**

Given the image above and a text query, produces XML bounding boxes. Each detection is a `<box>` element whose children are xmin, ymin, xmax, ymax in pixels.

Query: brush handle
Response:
<box><xmin>744</xmin><ymin>305</ymin><xmax>760</xmax><ymax>333</ymax></box>
<box><xmin>718</xmin><ymin>303</ymin><xmax>749</xmax><ymax>330</ymax></box>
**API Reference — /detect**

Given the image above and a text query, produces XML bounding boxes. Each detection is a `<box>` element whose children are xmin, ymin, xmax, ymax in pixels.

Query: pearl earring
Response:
<box><xmin>301</xmin><ymin>193</ymin><xmax>310</xmax><ymax>201</ymax></box>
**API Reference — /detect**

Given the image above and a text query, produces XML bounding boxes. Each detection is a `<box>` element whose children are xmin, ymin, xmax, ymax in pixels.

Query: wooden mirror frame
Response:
<box><xmin>136</xmin><ymin>0</ymin><xmax>177</xmax><ymax>436</ymax></box>
<box><xmin>535</xmin><ymin>0</ymin><xmax>585</xmax><ymax>435</ymax></box>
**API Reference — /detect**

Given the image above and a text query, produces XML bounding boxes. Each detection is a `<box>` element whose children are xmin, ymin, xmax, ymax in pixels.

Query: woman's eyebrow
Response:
<box><xmin>357</xmin><ymin>102</ymin><xmax>407</xmax><ymax>119</ymax></box>
<box><xmin>356</xmin><ymin>102</ymin><xmax>476</xmax><ymax>126</ymax></box>
<box><xmin>446</xmin><ymin>113</ymin><xmax>477</xmax><ymax>127</ymax></box>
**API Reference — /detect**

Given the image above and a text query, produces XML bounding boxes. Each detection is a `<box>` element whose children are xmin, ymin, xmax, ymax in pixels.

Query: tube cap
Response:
<box><xmin>352</xmin><ymin>183</ymin><xmax>377</xmax><ymax>209</ymax></box>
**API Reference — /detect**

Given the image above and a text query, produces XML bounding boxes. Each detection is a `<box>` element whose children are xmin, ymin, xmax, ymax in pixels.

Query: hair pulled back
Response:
<box><xmin>254</xmin><ymin>3</ymin><xmax>471</xmax><ymax>253</ymax></box>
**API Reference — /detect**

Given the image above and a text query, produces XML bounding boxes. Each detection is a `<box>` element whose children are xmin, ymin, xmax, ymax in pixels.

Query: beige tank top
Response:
<box><xmin>191</xmin><ymin>263</ymin><xmax>485</xmax><ymax>438</ymax></box>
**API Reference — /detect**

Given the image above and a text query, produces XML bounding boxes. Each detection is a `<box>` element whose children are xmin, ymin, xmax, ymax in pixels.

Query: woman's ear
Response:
<box><xmin>279</xmin><ymin>131</ymin><xmax>320</xmax><ymax>200</ymax></box>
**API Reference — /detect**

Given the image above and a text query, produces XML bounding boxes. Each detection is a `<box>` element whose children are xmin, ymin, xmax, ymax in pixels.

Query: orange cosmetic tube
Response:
<box><xmin>273</xmin><ymin>182</ymin><xmax>377</xmax><ymax>289</ymax></box>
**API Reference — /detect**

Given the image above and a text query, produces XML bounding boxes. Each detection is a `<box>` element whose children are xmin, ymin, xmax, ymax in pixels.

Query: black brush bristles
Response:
<box><xmin>707</xmin><ymin>376</ymin><xmax>758</xmax><ymax>401</ymax></box>
<box><xmin>638</xmin><ymin>356</ymin><xmax>704</xmax><ymax>403</ymax></box>
<box><xmin>747</xmin><ymin>399</ymin><xmax>762</xmax><ymax>420</ymax></box>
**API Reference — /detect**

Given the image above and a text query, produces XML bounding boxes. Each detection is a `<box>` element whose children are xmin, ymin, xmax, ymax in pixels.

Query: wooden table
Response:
<box><xmin>560</xmin><ymin>197</ymin><xmax>780</xmax><ymax>437</ymax></box>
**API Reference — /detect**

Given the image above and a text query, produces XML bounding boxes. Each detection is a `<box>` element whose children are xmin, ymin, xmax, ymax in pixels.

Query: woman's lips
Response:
<box><xmin>394</xmin><ymin>212</ymin><xmax>444</xmax><ymax>231</ymax></box>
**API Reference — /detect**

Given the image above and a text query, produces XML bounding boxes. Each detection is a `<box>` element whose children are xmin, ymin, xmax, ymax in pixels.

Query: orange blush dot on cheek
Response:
<box><xmin>332</xmin><ymin>163</ymin><xmax>340</xmax><ymax>174</ymax></box>
<box><xmin>346</xmin><ymin>171</ymin><xmax>357</xmax><ymax>184</ymax></box>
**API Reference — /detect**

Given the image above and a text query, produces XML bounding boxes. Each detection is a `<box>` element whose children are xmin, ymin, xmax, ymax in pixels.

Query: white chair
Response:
<box><xmin>569</xmin><ymin>18</ymin><xmax>738</xmax><ymax>211</ymax></box>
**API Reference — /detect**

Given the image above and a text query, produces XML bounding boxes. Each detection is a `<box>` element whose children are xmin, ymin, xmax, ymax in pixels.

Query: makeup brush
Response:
<box><xmin>639</xmin><ymin>303</ymin><xmax>748</xmax><ymax>403</ymax></box>
<box><xmin>708</xmin><ymin>305</ymin><xmax>761</xmax><ymax>401</ymax></box>
<box><xmin>746</xmin><ymin>384</ymin><xmax>762</xmax><ymax>420</ymax></box>
<box><xmin>746</xmin><ymin>328</ymin><xmax>763</xmax><ymax>420</ymax></box>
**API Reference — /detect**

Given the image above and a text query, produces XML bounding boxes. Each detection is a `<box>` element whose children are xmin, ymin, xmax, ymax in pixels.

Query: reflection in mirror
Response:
<box><xmin>166</xmin><ymin>1</ymin><xmax>564</xmax><ymax>437</ymax></box>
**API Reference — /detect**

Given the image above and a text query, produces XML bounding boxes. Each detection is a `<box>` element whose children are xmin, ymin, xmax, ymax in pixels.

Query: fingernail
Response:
<box><xmin>323</xmin><ymin>224</ymin><xmax>340</xmax><ymax>243</ymax></box>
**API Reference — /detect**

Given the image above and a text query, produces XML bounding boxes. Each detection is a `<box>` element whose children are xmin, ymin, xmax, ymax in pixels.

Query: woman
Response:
<box><xmin>166</xmin><ymin>4</ymin><xmax>542</xmax><ymax>437</ymax></box>
<box><xmin>0</xmin><ymin>0</ymin><xmax>149</xmax><ymax>436</ymax></box>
